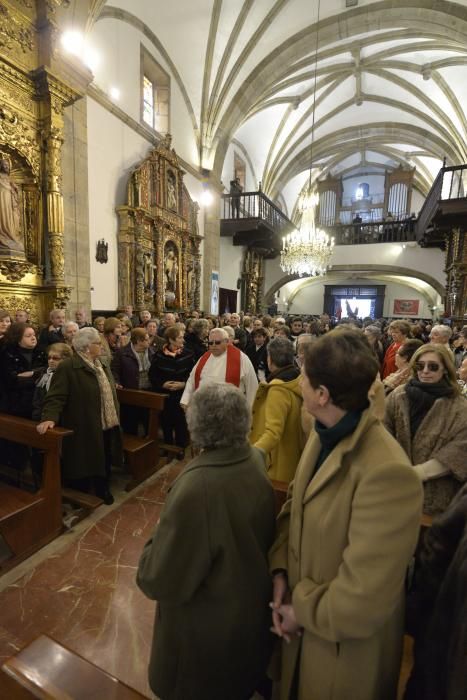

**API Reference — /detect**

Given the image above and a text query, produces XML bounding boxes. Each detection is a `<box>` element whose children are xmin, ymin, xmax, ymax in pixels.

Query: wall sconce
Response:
<box><xmin>96</xmin><ymin>239</ymin><xmax>108</xmax><ymax>264</ymax></box>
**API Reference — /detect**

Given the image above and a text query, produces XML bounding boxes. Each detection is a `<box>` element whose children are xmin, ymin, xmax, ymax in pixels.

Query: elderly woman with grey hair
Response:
<box><xmin>249</xmin><ymin>337</ymin><xmax>304</xmax><ymax>483</ymax></box>
<box><xmin>36</xmin><ymin>327</ymin><xmax>122</xmax><ymax>505</ymax></box>
<box><xmin>137</xmin><ymin>383</ymin><xmax>276</xmax><ymax>700</ymax></box>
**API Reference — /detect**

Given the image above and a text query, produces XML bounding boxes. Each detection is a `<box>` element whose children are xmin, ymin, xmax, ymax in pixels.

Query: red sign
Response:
<box><xmin>393</xmin><ymin>299</ymin><xmax>419</xmax><ymax>316</ymax></box>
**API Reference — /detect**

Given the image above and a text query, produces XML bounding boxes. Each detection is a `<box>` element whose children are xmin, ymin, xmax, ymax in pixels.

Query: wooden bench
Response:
<box><xmin>116</xmin><ymin>388</ymin><xmax>166</xmax><ymax>491</ymax></box>
<box><xmin>0</xmin><ymin>413</ymin><xmax>73</xmax><ymax>575</ymax></box>
<box><xmin>1</xmin><ymin>634</ymin><xmax>146</xmax><ymax>699</ymax></box>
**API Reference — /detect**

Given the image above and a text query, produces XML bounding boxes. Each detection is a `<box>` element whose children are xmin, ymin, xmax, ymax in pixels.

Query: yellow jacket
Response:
<box><xmin>249</xmin><ymin>372</ymin><xmax>304</xmax><ymax>483</ymax></box>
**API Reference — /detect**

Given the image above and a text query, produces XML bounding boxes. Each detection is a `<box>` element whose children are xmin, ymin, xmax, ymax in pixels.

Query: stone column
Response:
<box><xmin>202</xmin><ymin>192</ymin><xmax>220</xmax><ymax>312</ymax></box>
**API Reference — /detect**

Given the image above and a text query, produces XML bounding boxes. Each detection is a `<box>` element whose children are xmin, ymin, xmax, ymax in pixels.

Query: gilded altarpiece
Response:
<box><xmin>116</xmin><ymin>135</ymin><xmax>202</xmax><ymax>314</ymax></box>
<box><xmin>445</xmin><ymin>228</ymin><xmax>467</xmax><ymax>320</ymax></box>
<box><xmin>242</xmin><ymin>248</ymin><xmax>264</xmax><ymax>314</ymax></box>
<box><xmin>0</xmin><ymin>0</ymin><xmax>90</xmax><ymax>323</ymax></box>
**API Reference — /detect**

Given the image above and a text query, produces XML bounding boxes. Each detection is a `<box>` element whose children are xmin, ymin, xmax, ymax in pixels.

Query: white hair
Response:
<box><xmin>430</xmin><ymin>324</ymin><xmax>452</xmax><ymax>340</ymax></box>
<box><xmin>222</xmin><ymin>325</ymin><xmax>235</xmax><ymax>339</ymax></box>
<box><xmin>72</xmin><ymin>327</ymin><xmax>99</xmax><ymax>352</ymax></box>
<box><xmin>210</xmin><ymin>327</ymin><xmax>228</xmax><ymax>340</ymax></box>
<box><xmin>186</xmin><ymin>384</ymin><xmax>251</xmax><ymax>449</ymax></box>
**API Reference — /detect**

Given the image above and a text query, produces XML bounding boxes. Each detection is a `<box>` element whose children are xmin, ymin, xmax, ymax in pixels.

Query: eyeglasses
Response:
<box><xmin>415</xmin><ymin>361</ymin><xmax>441</xmax><ymax>372</ymax></box>
<box><xmin>208</xmin><ymin>340</ymin><xmax>225</xmax><ymax>346</ymax></box>
<box><xmin>48</xmin><ymin>355</ymin><xmax>62</xmax><ymax>361</ymax></box>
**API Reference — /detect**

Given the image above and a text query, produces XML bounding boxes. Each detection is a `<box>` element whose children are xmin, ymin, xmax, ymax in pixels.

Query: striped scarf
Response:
<box><xmin>78</xmin><ymin>352</ymin><xmax>119</xmax><ymax>430</ymax></box>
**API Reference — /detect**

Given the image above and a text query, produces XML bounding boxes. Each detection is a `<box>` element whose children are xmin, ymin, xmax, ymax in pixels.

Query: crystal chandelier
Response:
<box><xmin>280</xmin><ymin>191</ymin><xmax>334</xmax><ymax>276</ymax></box>
<box><xmin>280</xmin><ymin>0</ymin><xmax>334</xmax><ymax>277</ymax></box>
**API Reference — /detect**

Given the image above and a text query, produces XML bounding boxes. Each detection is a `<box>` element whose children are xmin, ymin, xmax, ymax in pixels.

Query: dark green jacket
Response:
<box><xmin>41</xmin><ymin>354</ymin><xmax>122</xmax><ymax>480</ymax></box>
<box><xmin>137</xmin><ymin>444</ymin><xmax>276</xmax><ymax>700</ymax></box>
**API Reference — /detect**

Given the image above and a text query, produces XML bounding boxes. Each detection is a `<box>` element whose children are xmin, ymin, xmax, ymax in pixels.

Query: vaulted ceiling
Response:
<box><xmin>63</xmin><ymin>0</ymin><xmax>467</xmax><ymax>216</ymax></box>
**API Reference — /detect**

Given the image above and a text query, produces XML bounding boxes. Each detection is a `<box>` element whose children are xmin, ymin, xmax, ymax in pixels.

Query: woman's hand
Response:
<box><xmin>17</xmin><ymin>371</ymin><xmax>34</xmax><ymax>378</ymax></box>
<box><xmin>270</xmin><ymin>572</ymin><xmax>290</xmax><ymax>638</ymax></box>
<box><xmin>36</xmin><ymin>420</ymin><xmax>55</xmax><ymax>434</ymax></box>
<box><xmin>276</xmin><ymin>603</ymin><xmax>302</xmax><ymax>643</ymax></box>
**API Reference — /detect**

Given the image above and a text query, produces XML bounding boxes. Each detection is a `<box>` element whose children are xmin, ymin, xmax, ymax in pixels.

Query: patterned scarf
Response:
<box><xmin>36</xmin><ymin>367</ymin><xmax>55</xmax><ymax>392</ymax></box>
<box><xmin>162</xmin><ymin>344</ymin><xmax>183</xmax><ymax>358</ymax></box>
<box><xmin>78</xmin><ymin>352</ymin><xmax>119</xmax><ymax>430</ymax></box>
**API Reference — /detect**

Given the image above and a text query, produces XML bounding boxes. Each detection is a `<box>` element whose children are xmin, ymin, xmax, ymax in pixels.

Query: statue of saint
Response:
<box><xmin>0</xmin><ymin>156</ymin><xmax>24</xmax><ymax>254</ymax></box>
<box><xmin>165</xmin><ymin>248</ymin><xmax>178</xmax><ymax>292</ymax></box>
<box><xmin>167</xmin><ymin>173</ymin><xmax>177</xmax><ymax>211</ymax></box>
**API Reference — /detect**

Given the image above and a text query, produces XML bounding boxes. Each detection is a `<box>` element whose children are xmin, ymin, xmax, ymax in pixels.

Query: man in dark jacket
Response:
<box><xmin>111</xmin><ymin>327</ymin><xmax>151</xmax><ymax>434</ymax></box>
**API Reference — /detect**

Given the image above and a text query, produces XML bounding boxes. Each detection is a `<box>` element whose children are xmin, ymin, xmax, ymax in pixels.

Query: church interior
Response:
<box><xmin>0</xmin><ymin>0</ymin><xmax>466</xmax><ymax>698</ymax></box>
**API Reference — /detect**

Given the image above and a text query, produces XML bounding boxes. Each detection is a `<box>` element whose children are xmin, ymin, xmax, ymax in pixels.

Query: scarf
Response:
<box><xmin>267</xmin><ymin>364</ymin><xmax>299</xmax><ymax>383</ymax></box>
<box><xmin>131</xmin><ymin>344</ymin><xmax>151</xmax><ymax>389</ymax></box>
<box><xmin>78</xmin><ymin>352</ymin><xmax>119</xmax><ymax>430</ymax></box>
<box><xmin>313</xmin><ymin>409</ymin><xmax>364</xmax><ymax>476</ymax></box>
<box><xmin>36</xmin><ymin>367</ymin><xmax>55</xmax><ymax>392</ymax></box>
<box><xmin>194</xmin><ymin>344</ymin><xmax>241</xmax><ymax>389</ymax></box>
<box><xmin>162</xmin><ymin>344</ymin><xmax>183</xmax><ymax>358</ymax></box>
<box><xmin>405</xmin><ymin>378</ymin><xmax>454</xmax><ymax>438</ymax></box>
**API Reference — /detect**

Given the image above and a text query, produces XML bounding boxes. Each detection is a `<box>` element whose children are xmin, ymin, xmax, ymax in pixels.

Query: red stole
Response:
<box><xmin>194</xmin><ymin>344</ymin><xmax>241</xmax><ymax>390</ymax></box>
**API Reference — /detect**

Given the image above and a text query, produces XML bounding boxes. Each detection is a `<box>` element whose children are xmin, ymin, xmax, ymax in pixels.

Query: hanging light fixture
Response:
<box><xmin>280</xmin><ymin>0</ymin><xmax>334</xmax><ymax>277</ymax></box>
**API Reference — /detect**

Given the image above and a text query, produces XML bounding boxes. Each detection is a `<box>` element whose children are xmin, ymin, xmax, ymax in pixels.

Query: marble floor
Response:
<box><xmin>0</xmin><ymin>458</ymin><xmax>413</xmax><ymax>700</ymax></box>
<box><xmin>0</xmin><ymin>460</ymin><xmax>185</xmax><ymax>699</ymax></box>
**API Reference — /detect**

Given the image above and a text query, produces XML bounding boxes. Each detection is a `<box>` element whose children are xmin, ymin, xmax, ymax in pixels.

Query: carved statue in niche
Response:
<box><xmin>164</xmin><ymin>242</ymin><xmax>178</xmax><ymax>292</ymax></box>
<box><xmin>0</xmin><ymin>153</ymin><xmax>24</xmax><ymax>255</ymax></box>
<box><xmin>167</xmin><ymin>170</ymin><xmax>177</xmax><ymax>211</ymax></box>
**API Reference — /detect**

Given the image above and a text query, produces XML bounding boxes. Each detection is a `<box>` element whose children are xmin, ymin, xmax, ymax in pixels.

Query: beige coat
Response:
<box><xmin>249</xmin><ymin>375</ymin><xmax>304</xmax><ymax>482</ymax></box>
<box><xmin>384</xmin><ymin>385</ymin><xmax>467</xmax><ymax>514</ymax></box>
<box><xmin>269</xmin><ymin>407</ymin><xmax>423</xmax><ymax>700</ymax></box>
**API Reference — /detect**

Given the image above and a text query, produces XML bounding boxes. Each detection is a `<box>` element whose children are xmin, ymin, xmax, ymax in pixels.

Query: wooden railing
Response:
<box><xmin>416</xmin><ymin>164</ymin><xmax>467</xmax><ymax>239</ymax></box>
<box><xmin>328</xmin><ymin>217</ymin><xmax>417</xmax><ymax>246</ymax></box>
<box><xmin>0</xmin><ymin>414</ymin><xmax>73</xmax><ymax>574</ymax></box>
<box><xmin>221</xmin><ymin>191</ymin><xmax>295</xmax><ymax>237</ymax></box>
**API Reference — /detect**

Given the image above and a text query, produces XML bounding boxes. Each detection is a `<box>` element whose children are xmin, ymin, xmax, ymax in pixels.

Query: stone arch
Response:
<box><xmin>263</xmin><ymin>264</ymin><xmax>445</xmax><ymax>305</ymax></box>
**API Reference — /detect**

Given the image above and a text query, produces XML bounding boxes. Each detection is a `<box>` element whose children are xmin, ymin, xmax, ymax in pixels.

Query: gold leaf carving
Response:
<box><xmin>0</xmin><ymin>292</ymin><xmax>40</xmax><ymax>323</ymax></box>
<box><xmin>0</xmin><ymin>3</ymin><xmax>35</xmax><ymax>53</ymax></box>
<box><xmin>0</xmin><ymin>105</ymin><xmax>40</xmax><ymax>175</ymax></box>
<box><xmin>0</xmin><ymin>259</ymin><xmax>43</xmax><ymax>282</ymax></box>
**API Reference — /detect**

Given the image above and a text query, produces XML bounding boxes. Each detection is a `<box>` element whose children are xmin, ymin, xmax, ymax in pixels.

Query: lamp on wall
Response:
<box><xmin>280</xmin><ymin>0</ymin><xmax>334</xmax><ymax>278</ymax></box>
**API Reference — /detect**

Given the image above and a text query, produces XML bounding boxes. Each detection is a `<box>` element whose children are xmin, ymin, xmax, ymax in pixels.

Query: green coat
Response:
<box><xmin>41</xmin><ymin>354</ymin><xmax>122</xmax><ymax>480</ymax></box>
<box><xmin>136</xmin><ymin>444</ymin><xmax>276</xmax><ymax>700</ymax></box>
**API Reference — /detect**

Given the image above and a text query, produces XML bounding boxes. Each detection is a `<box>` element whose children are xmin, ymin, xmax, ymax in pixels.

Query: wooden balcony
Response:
<box><xmin>220</xmin><ymin>191</ymin><xmax>295</xmax><ymax>257</ymax></box>
<box><xmin>416</xmin><ymin>164</ymin><xmax>467</xmax><ymax>247</ymax></box>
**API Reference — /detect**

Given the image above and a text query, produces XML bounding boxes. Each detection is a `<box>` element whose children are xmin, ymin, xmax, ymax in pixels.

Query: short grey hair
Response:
<box><xmin>297</xmin><ymin>333</ymin><xmax>316</xmax><ymax>348</ymax></box>
<box><xmin>430</xmin><ymin>324</ymin><xmax>452</xmax><ymax>340</ymax></box>
<box><xmin>191</xmin><ymin>318</ymin><xmax>209</xmax><ymax>337</ymax></box>
<box><xmin>267</xmin><ymin>337</ymin><xmax>294</xmax><ymax>367</ymax></box>
<box><xmin>186</xmin><ymin>383</ymin><xmax>251</xmax><ymax>450</ymax></box>
<box><xmin>222</xmin><ymin>325</ymin><xmax>235</xmax><ymax>339</ymax></box>
<box><xmin>64</xmin><ymin>321</ymin><xmax>79</xmax><ymax>332</ymax></box>
<box><xmin>73</xmin><ymin>326</ymin><xmax>99</xmax><ymax>352</ymax></box>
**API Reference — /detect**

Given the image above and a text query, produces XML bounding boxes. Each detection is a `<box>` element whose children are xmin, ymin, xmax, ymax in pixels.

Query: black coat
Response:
<box><xmin>245</xmin><ymin>343</ymin><xmax>269</xmax><ymax>380</ymax></box>
<box><xmin>38</xmin><ymin>325</ymin><xmax>65</xmax><ymax>349</ymax></box>
<box><xmin>111</xmin><ymin>343</ymin><xmax>144</xmax><ymax>389</ymax></box>
<box><xmin>149</xmin><ymin>348</ymin><xmax>194</xmax><ymax>405</ymax></box>
<box><xmin>183</xmin><ymin>332</ymin><xmax>206</xmax><ymax>362</ymax></box>
<box><xmin>0</xmin><ymin>345</ymin><xmax>47</xmax><ymax>418</ymax></box>
<box><xmin>405</xmin><ymin>484</ymin><xmax>467</xmax><ymax>700</ymax></box>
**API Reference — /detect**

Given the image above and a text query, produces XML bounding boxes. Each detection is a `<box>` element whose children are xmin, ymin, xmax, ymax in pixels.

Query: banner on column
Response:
<box><xmin>393</xmin><ymin>299</ymin><xmax>419</xmax><ymax>316</ymax></box>
<box><xmin>210</xmin><ymin>270</ymin><xmax>219</xmax><ymax>315</ymax></box>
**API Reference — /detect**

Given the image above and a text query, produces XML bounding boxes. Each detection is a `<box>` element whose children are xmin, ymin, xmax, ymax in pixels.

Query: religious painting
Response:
<box><xmin>393</xmin><ymin>299</ymin><xmax>419</xmax><ymax>316</ymax></box>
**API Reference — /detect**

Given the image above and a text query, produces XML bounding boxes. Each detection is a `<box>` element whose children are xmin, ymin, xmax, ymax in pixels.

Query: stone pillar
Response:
<box><xmin>202</xmin><ymin>193</ymin><xmax>220</xmax><ymax>312</ymax></box>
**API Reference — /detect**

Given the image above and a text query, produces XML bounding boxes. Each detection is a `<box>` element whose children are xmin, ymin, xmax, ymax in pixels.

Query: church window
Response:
<box><xmin>141</xmin><ymin>47</ymin><xmax>170</xmax><ymax>134</ymax></box>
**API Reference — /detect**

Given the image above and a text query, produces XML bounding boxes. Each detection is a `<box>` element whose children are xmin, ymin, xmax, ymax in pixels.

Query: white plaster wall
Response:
<box><xmin>89</xmin><ymin>17</ymin><xmax>198</xmax><ymax>166</ymax></box>
<box><xmin>87</xmin><ymin>97</ymin><xmax>204</xmax><ymax>310</ymax></box>
<box><xmin>264</xmin><ymin>243</ymin><xmax>445</xmax><ymax>293</ymax></box>
<box><xmin>219</xmin><ymin>237</ymin><xmax>244</xmax><ymax>311</ymax></box>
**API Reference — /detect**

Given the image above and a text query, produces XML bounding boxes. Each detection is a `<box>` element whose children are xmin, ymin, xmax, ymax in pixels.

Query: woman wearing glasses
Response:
<box><xmin>385</xmin><ymin>344</ymin><xmax>467</xmax><ymax>515</ymax></box>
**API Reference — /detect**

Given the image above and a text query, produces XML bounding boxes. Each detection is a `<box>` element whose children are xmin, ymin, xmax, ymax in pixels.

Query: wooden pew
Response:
<box><xmin>1</xmin><ymin>634</ymin><xmax>146</xmax><ymax>699</ymax></box>
<box><xmin>0</xmin><ymin>413</ymin><xmax>73</xmax><ymax>575</ymax></box>
<box><xmin>116</xmin><ymin>387</ymin><xmax>166</xmax><ymax>491</ymax></box>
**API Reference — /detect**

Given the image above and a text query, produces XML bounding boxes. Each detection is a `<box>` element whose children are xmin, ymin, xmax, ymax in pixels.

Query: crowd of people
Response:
<box><xmin>1</xmin><ymin>303</ymin><xmax>466</xmax><ymax>699</ymax></box>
